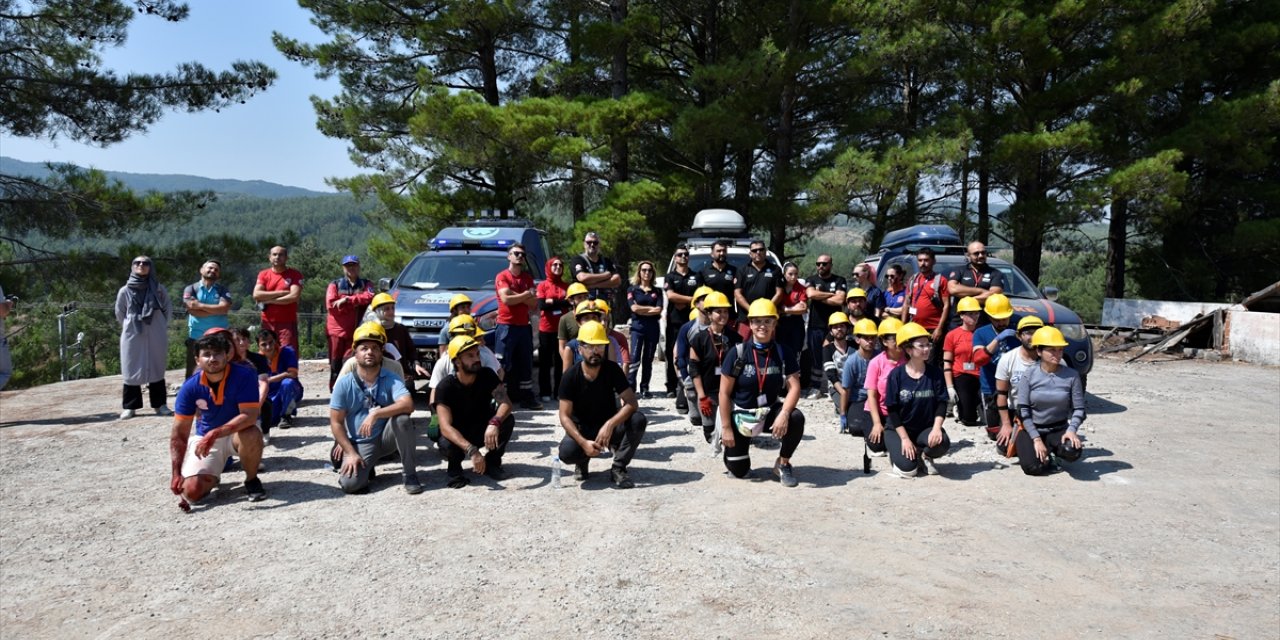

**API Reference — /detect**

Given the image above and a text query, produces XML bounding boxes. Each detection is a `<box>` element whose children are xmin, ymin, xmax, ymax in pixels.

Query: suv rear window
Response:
<box><xmin>397</xmin><ymin>252</ymin><xmax>542</xmax><ymax>291</ymax></box>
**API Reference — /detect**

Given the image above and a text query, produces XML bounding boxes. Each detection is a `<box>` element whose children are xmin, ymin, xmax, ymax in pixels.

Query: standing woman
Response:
<box><xmin>943</xmin><ymin>296</ymin><xmax>983</xmax><ymax>426</ymax></box>
<box><xmin>881</xmin><ymin>264</ymin><xmax>907</xmax><ymax>319</ymax></box>
<box><xmin>536</xmin><ymin>256</ymin><xmax>570</xmax><ymax>401</ymax></box>
<box><xmin>882</xmin><ymin>322</ymin><xmax>952</xmax><ymax>477</ymax></box>
<box><xmin>717</xmin><ymin>299</ymin><xmax>805</xmax><ymax>488</ymax></box>
<box><xmin>862</xmin><ymin>316</ymin><xmax>905</xmax><ymax>458</ymax></box>
<box><xmin>1014</xmin><ymin>326</ymin><xmax>1085</xmax><ymax>475</ymax></box>
<box><xmin>777</xmin><ymin>262</ymin><xmax>808</xmax><ymax>363</ymax></box>
<box><xmin>116</xmin><ymin>256</ymin><xmax>172</xmax><ymax>419</ymax></box>
<box><xmin>626</xmin><ymin>260</ymin><xmax>664</xmax><ymax>398</ymax></box>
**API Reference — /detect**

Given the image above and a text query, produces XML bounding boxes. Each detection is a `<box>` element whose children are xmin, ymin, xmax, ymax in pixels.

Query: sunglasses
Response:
<box><xmin>749</xmin><ymin>248</ymin><xmax>765</xmax><ymax>254</ymax></box>
<box><xmin>551</xmin><ymin>263</ymin><xmax>563</xmax><ymax>268</ymax></box>
<box><xmin>816</xmin><ymin>261</ymin><xmax>831</xmax><ymax>266</ymax></box>
<box><xmin>585</xmin><ymin>240</ymin><xmax>599</xmax><ymax>246</ymax></box>
<box><xmin>133</xmin><ymin>260</ymin><xmax>151</xmax><ymax>266</ymax></box>
<box><xmin>970</xmin><ymin>251</ymin><xmax>988</xmax><ymax>257</ymax></box>
<box><xmin>511</xmin><ymin>251</ymin><xmax>525</xmax><ymax>257</ymax></box>
<box><xmin>674</xmin><ymin>252</ymin><xmax>688</xmax><ymax>258</ymax></box>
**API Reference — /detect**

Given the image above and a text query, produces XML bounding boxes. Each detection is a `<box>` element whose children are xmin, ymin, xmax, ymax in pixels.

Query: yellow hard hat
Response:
<box><xmin>853</xmin><ymin>318</ymin><xmax>879</xmax><ymax>336</ymax></box>
<box><xmin>566</xmin><ymin>283</ymin><xmax>589</xmax><ymax>298</ymax></box>
<box><xmin>594</xmin><ymin>299</ymin><xmax>610</xmax><ymax>314</ymax></box>
<box><xmin>828</xmin><ymin>311</ymin><xmax>851</xmax><ymax>327</ymax></box>
<box><xmin>896</xmin><ymin>322</ymin><xmax>931</xmax><ymax>346</ymax></box>
<box><xmin>353</xmin><ymin>321</ymin><xmax>387</xmax><ymax>345</ymax></box>
<box><xmin>984</xmin><ymin>293</ymin><xmax>1013</xmax><ymax>319</ymax></box>
<box><xmin>956</xmin><ymin>296</ymin><xmax>981</xmax><ymax>313</ymax></box>
<box><xmin>1031</xmin><ymin>326</ymin><xmax>1069</xmax><ymax>347</ymax></box>
<box><xmin>747</xmin><ymin>298</ymin><xmax>779</xmax><ymax>319</ymax></box>
<box><xmin>702</xmin><ymin>291</ymin><xmax>731</xmax><ymax>310</ymax></box>
<box><xmin>449</xmin><ymin>294</ymin><xmax>472</xmax><ymax>311</ymax></box>
<box><xmin>692</xmin><ymin>286</ymin><xmax>714</xmax><ymax>304</ymax></box>
<box><xmin>689</xmin><ymin>309</ymin><xmax>699</xmax><ymax>321</ymax></box>
<box><xmin>447</xmin><ymin>334</ymin><xmax>480</xmax><ymax>360</ymax></box>
<box><xmin>575</xmin><ymin>301</ymin><xmax>601</xmax><ymax>318</ymax></box>
<box><xmin>847</xmin><ymin>288</ymin><xmax>867</xmax><ymax>299</ymax></box>
<box><xmin>371</xmin><ymin>292</ymin><xmax>396</xmax><ymax>310</ymax></box>
<box><xmin>577</xmin><ymin>320</ymin><xmax>610</xmax><ymax>345</ymax></box>
<box><xmin>1017</xmin><ymin>315</ymin><xmax>1045</xmax><ymax>331</ymax></box>
<box><xmin>877</xmin><ymin>316</ymin><xmax>903</xmax><ymax>337</ymax></box>
<box><xmin>448</xmin><ymin>313</ymin><xmax>480</xmax><ymax>336</ymax></box>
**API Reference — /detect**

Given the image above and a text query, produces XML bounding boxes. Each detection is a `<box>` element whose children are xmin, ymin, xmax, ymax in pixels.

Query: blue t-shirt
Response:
<box><xmin>264</xmin><ymin>346</ymin><xmax>299</xmax><ymax>395</ymax></box>
<box><xmin>175</xmin><ymin>364</ymin><xmax>261</xmax><ymax>437</ymax></box>
<box><xmin>972</xmin><ymin>322</ymin><xmax>1021</xmax><ymax>394</ymax></box>
<box><xmin>627</xmin><ymin>285</ymin><xmax>663</xmax><ymax>332</ymax></box>
<box><xmin>862</xmin><ymin>284</ymin><xmax>885</xmax><ymax>316</ymax></box>
<box><xmin>330</xmin><ymin>367</ymin><xmax>410</xmax><ymax>444</ymax></box>
<box><xmin>884</xmin><ymin>363</ymin><xmax>947</xmax><ymax>433</ymax></box>
<box><xmin>182</xmin><ymin>281</ymin><xmax>232</xmax><ymax>339</ymax></box>
<box><xmin>882</xmin><ymin>287</ymin><xmax>905</xmax><ymax>312</ymax></box>
<box><xmin>840</xmin><ymin>349</ymin><xmax>878</xmax><ymax>405</ymax></box>
<box><xmin>675</xmin><ymin>318</ymin><xmax>707</xmax><ymax>379</ymax></box>
<box><xmin>721</xmin><ymin>341</ymin><xmax>800</xmax><ymax>409</ymax></box>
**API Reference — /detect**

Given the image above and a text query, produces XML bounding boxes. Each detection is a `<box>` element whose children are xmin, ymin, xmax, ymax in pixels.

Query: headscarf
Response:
<box><xmin>537</xmin><ymin>255</ymin><xmax>570</xmax><ymax>313</ymax></box>
<box><xmin>126</xmin><ymin>259</ymin><xmax>164</xmax><ymax>325</ymax></box>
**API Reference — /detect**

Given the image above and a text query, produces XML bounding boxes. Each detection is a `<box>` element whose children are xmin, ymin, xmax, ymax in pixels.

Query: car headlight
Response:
<box><xmin>1057</xmin><ymin>323</ymin><xmax>1086</xmax><ymax>341</ymax></box>
<box><xmin>476</xmin><ymin>310</ymin><xmax>498</xmax><ymax>332</ymax></box>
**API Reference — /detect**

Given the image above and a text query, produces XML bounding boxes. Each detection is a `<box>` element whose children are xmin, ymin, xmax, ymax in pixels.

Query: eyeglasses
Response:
<box><xmin>580</xmin><ymin>343</ymin><xmax>606</xmax><ymax>353</ymax></box>
<box><xmin>585</xmin><ymin>240</ymin><xmax>599</xmax><ymax>246</ymax></box>
<box><xmin>674</xmin><ymin>252</ymin><xmax>688</xmax><ymax>258</ymax></box>
<box><xmin>748</xmin><ymin>318</ymin><xmax>777</xmax><ymax>327</ymax></box>
<box><xmin>749</xmin><ymin>248</ymin><xmax>765</xmax><ymax>254</ymax></box>
<box><xmin>816</xmin><ymin>261</ymin><xmax>831</xmax><ymax>266</ymax></box>
<box><xmin>133</xmin><ymin>261</ymin><xmax>151</xmax><ymax>266</ymax></box>
<box><xmin>970</xmin><ymin>251</ymin><xmax>988</xmax><ymax>257</ymax></box>
<box><xmin>910</xmin><ymin>342</ymin><xmax>932</xmax><ymax>350</ymax></box>
<box><xmin>551</xmin><ymin>263</ymin><xmax>563</xmax><ymax>268</ymax></box>
<box><xmin>511</xmin><ymin>251</ymin><xmax>525</xmax><ymax>257</ymax></box>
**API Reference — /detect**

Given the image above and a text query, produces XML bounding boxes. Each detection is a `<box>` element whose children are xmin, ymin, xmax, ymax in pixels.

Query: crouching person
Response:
<box><xmin>1014</xmin><ymin>326</ymin><xmax>1085</xmax><ymax>475</ymax></box>
<box><xmin>882</xmin><ymin>322</ymin><xmax>952</xmax><ymax>478</ymax></box>
<box><xmin>329</xmin><ymin>322</ymin><xmax>422</xmax><ymax>495</ymax></box>
<box><xmin>437</xmin><ymin>335</ymin><xmax>517</xmax><ymax>488</ymax></box>
<box><xmin>717</xmin><ymin>300</ymin><xmax>806</xmax><ymax>488</ymax></box>
<box><xmin>169</xmin><ymin>332</ymin><xmax>265</xmax><ymax>510</ymax></box>
<box><xmin>558</xmin><ymin>321</ymin><xmax>648</xmax><ymax>489</ymax></box>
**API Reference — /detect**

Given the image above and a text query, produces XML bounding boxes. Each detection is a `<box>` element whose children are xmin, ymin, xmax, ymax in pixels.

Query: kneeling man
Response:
<box><xmin>436</xmin><ymin>335</ymin><xmax>517</xmax><ymax>487</ymax></box>
<box><xmin>558</xmin><ymin>321</ymin><xmax>648</xmax><ymax>488</ymax></box>
<box><xmin>169</xmin><ymin>332</ymin><xmax>265</xmax><ymax>510</ymax></box>
<box><xmin>329</xmin><ymin>322</ymin><xmax>422</xmax><ymax>494</ymax></box>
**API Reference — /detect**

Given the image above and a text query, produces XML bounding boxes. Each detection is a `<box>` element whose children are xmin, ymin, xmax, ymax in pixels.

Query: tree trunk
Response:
<box><xmin>609</xmin><ymin>0</ymin><xmax>629</xmax><ymax>185</ymax></box>
<box><xmin>1105</xmin><ymin>197</ymin><xmax>1128</xmax><ymax>299</ymax></box>
<box><xmin>976</xmin><ymin>87</ymin><xmax>992</xmax><ymax>245</ymax></box>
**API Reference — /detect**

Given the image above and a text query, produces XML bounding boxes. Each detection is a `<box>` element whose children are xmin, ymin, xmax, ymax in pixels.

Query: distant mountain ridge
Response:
<box><xmin>0</xmin><ymin>155</ymin><xmax>335</xmax><ymax>199</ymax></box>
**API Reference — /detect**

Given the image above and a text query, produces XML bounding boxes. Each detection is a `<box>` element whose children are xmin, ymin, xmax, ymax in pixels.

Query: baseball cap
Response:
<box><xmin>341</xmin><ymin>255</ymin><xmax>360</xmax><ymax>265</ymax></box>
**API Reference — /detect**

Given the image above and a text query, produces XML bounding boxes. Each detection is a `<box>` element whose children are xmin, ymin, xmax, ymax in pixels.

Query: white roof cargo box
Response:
<box><xmin>690</xmin><ymin>209</ymin><xmax>746</xmax><ymax>236</ymax></box>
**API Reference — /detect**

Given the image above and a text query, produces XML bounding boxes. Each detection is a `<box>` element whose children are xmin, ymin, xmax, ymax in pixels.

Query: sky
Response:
<box><xmin>0</xmin><ymin>1</ymin><xmax>360</xmax><ymax>192</ymax></box>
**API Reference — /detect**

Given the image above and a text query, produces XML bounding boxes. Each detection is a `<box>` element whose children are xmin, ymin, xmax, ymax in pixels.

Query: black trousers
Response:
<box><xmin>722</xmin><ymin>406</ymin><xmax>805</xmax><ymax>478</ymax></box>
<box><xmin>1014</xmin><ymin>425</ymin><xmax>1082</xmax><ymax>475</ymax></box>
<box><xmin>184</xmin><ymin>337</ymin><xmax>198</xmax><ymax>381</ymax></box>
<box><xmin>122</xmin><ymin>381</ymin><xmax>166</xmax><ymax>410</ymax></box>
<box><xmin>883</xmin><ymin>426</ymin><xmax>951</xmax><ymax>473</ymax></box>
<box><xmin>982</xmin><ymin>393</ymin><xmax>1001</xmax><ymax>439</ymax></box>
<box><xmin>537</xmin><ymin>330</ymin><xmax>562</xmax><ymax>398</ymax></box>
<box><xmin>559</xmin><ymin>412</ymin><xmax>648</xmax><ymax>470</ymax></box>
<box><xmin>439</xmin><ymin>414</ymin><xmax>517</xmax><ymax>475</ymax></box>
<box><xmin>954</xmin><ymin>374</ymin><xmax>981</xmax><ymax>425</ymax></box>
<box><xmin>664</xmin><ymin>312</ymin><xmax>687</xmax><ymax>394</ymax></box>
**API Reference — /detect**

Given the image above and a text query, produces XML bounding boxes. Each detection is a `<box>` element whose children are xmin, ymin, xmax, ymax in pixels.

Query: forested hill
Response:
<box><xmin>0</xmin><ymin>155</ymin><xmax>331</xmax><ymax>199</ymax></box>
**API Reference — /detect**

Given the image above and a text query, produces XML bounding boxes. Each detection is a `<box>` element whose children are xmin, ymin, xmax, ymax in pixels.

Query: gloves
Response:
<box><xmin>699</xmin><ymin>396</ymin><xmax>714</xmax><ymax>417</ymax></box>
<box><xmin>996</xmin><ymin>328</ymin><xmax>1017</xmax><ymax>342</ymax></box>
<box><xmin>839</xmin><ymin>414</ymin><xmax>848</xmax><ymax>432</ymax></box>
<box><xmin>947</xmin><ymin>387</ymin><xmax>958</xmax><ymax>404</ymax></box>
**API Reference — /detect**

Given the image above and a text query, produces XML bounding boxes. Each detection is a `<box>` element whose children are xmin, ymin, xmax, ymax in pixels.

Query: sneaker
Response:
<box><xmin>285</xmin><ymin>399</ymin><xmax>297</xmax><ymax>417</ymax></box>
<box><xmin>155</xmin><ymin>405</ymin><xmax>173</xmax><ymax>416</ymax></box>
<box><xmin>539</xmin><ymin>395</ymin><xmax>552</xmax><ymax>404</ymax></box>
<box><xmin>773</xmin><ymin>460</ymin><xmax>799</xmax><ymax>488</ymax></box>
<box><xmin>889</xmin><ymin>462</ymin><xmax>918</xmax><ymax>479</ymax></box>
<box><xmin>920</xmin><ymin>455</ymin><xmax>939</xmax><ymax>476</ymax></box>
<box><xmin>403</xmin><ymin>473</ymin><xmax>424</xmax><ymax>494</ymax></box>
<box><xmin>119</xmin><ymin>409</ymin><xmax>136</xmax><ymax>420</ymax></box>
<box><xmin>279</xmin><ymin>415</ymin><xmax>293</xmax><ymax>429</ymax></box>
<box><xmin>485</xmin><ymin>464</ymin><xmax>512</xmax><ymax>481</ymax></box>
<box><xmin>610</xmin><ymin>467</ymin><xmax>635</xmax><ymax>489</ymax></box>
<box><xmin>665</xmin><ymin>391</ymin><xmax>678</xmax><ymax>399</ymax></box>
<box><xmin>675</xmin><ymin>398</ymin><xmax>689</xmax><ymax>412</ymax></box>
<box><xmin>446</xmin><ymin>474</ymin><xmax>470</xmax><ymax>489</ymax></box>
<box><xmin>244</xmin><ymin>477</ymin><xmax>266</xmax><ymax>502</ymax></box>
<box><xmin>574</xmin><ymin>460</ymin><xmax>589</xmax><ymax>481</ymax></box>
<box><xmin>868</xmin><ymin>448</ymin><xmax>888</xmax><ymax>457</ymax></box>
<box><xmin>711</xmin><ymin>429</ymin><xmax>723</xmax><ymax>457</ymax></box>
<box><xmin>520</xmin><ymin>399</ymin><xmax>544</xmax><ymax>411</ymax></box>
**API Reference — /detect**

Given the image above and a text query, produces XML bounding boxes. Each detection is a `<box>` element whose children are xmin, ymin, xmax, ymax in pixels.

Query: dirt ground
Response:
<box><xmin>0</xmin><ymin>352</ymin><xmax>1277</xmax><ymax>639</ymax></box>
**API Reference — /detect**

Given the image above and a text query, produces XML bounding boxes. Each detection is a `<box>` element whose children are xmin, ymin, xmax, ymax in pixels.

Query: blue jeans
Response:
<box><xmin>267</xmin><ymin>377</ymin><xmax>303</xmax><ymax>427</ymax></box>
<box><xmin>496</xmin><ymin>323</ymin><xmax>534</xmax><ymax>403</ymax></box>
<box><xmin>628</xmin><ymin>323</ymin><xmax>659</xmax><ymax>392</ymax></box>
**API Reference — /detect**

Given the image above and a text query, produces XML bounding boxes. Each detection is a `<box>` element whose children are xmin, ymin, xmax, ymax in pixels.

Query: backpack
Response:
<box><xmin>910</xmin><ymin>273</ymin><xmax>944</xmax><ymax>309</ymax></box>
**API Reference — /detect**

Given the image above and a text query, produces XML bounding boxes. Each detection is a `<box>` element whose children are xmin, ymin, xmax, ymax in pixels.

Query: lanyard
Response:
<box><xmin>751</xmin><ymin>345</ymin><xmax>772</xmax><ymax>396</ymax></box>
<box><xmin>353</xmin><ymin>371</ymin><xmax>383</xmax><ymax>408</ymax></box>
<box><xmin>910</xmin><ymin>274</ymin><xmax>932</xmax><ymax>305</ymax></box>
<box><xmin>710</xmin><ymin>332</ymin><xmax>726</xmax><ymax>365</ymax></box>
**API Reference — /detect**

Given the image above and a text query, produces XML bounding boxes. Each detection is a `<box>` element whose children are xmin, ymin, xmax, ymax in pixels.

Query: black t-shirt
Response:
<box><xmin>663</xmin><ymin>269</ymin><xmax>702</xmax><ymax>314</ymax></box>
<box><xmin>699</xmin><ymin>263</ymin><xmax>737</xmax><ymax>309</ymax></box>
<box><xmin>806</xmin><ymin>273</ymin><xmax>848</xmax><ymax>327</ymax></box>
<box><xmin>884</xmin><ymin>363</ymin><xmax>947</xmax><ymax>433</ymax></box>
<box><xmin>737</xmin><ymin>262</ymin><xmax>781</xmax><ymax>305</ymax></box>
<box><xmin>242</xmin><ymin>352</ymin><xmax>271</xmax><ymax>377</ymax></box>
<box><xmin>570</xmin><ymin>254</ymin><xmax>617</xmax><ymax>299</ymax></box>
<box><xmin>434</xmin><ymin>368</ymin><xmax>501</xmax><ymax>429</ymax></box>
<box><xmin>721</xmin><ymin>341</ymin><xmax>800</xmax><ymax>409</ymax></box>
<box><xmin>949</xmin><ymin>263</ymin><xmax>1006</xmax><ymax>295</ymax></box>
<box><xmin>690</xmin><ymin>328</ymin><xmax>740</xmax><ymax>401</ymax></box>
<box><xmin>558</xmin><ymin>360</ymin><xmax>630</xmax><ymax>435</ymax></box>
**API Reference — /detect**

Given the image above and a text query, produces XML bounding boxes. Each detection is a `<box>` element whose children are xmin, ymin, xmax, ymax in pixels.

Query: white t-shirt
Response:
<box><xmin>995</xmin><ymin>349</ymin><xmax>1038</xmax><ymax>407</ymax></box>
<box><xmin>429</xmin><ymin>346</ymin><xmax>500</xmax><ymax>387</ymax></box>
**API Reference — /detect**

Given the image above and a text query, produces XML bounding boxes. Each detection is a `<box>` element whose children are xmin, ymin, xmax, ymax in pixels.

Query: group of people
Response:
<box><xmin>118</xmin><ymin>235</ymin><xmax>1084</xmax><ymax>510</ymax></box>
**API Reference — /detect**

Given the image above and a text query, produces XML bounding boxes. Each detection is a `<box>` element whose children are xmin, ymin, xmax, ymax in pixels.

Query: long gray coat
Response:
<box><xmin>116</xmin><ymin>284</ymin><xmax>171</xmax><ymax>385</ymax></box>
